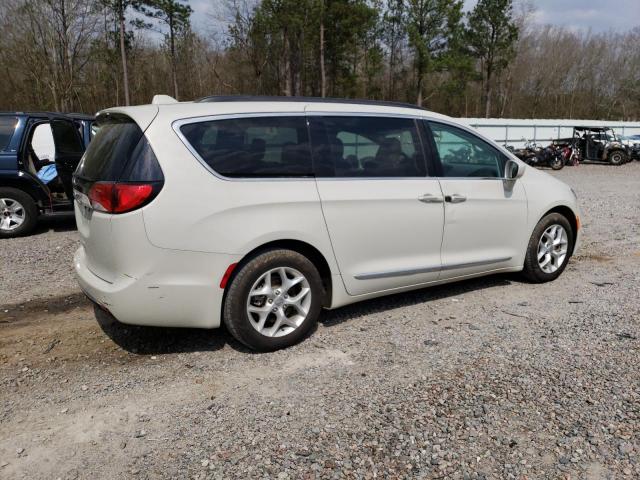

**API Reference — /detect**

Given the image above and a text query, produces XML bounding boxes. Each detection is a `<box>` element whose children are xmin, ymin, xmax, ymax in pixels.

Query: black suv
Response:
<box><xmin>0</xmin><ymin>112</ymin><xmax>93</xmax><ymax>237</ymax></box>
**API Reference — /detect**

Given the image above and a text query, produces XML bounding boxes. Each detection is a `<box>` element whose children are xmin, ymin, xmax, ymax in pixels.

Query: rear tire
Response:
<box><xmin>0</xmin><ymin>187</ymin><xmax>38</xmax><ymax>238</ymax></box>
<box><xmin>608</xmin><ymin>150</ymin><xmax>627</xmax><ymax>165</ymax></box>
<box><xmin>522</xmin><ymin>213</ymin><xmax>574</xmax><ymax>283</ymax></box>
<box><xmin>223</xmin><ymin>249</ymin><xmax>323</xmax><ymax>351</ymax></box>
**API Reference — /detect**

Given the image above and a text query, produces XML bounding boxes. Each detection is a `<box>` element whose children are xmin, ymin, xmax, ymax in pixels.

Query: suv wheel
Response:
<box><xmin>223</xmin><ymin>249</ymin><xmax>323</xmax><ymax>351</ymax></box>
<box><xmin>522</xmin><ymin>213</ymin><xmax>574</xmax><ymax>283</ymax></box>
<box><xmin>0</xmin><ymin>188</ymin><xmax>38</xmax><ymax>238</ymax></box>
<box><xmin>608</xmin><ymin>150</ymin><xmax>627</xmax><ymax>165</ymax></box>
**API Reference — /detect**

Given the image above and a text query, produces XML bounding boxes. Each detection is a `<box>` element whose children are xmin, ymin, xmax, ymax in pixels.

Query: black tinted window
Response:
<box><xmin>0</xmin><ymin>116</ymin><xmax>17</xmax><ymax>151</ymax></box>
<box><xmin>309</xmin><ymin>116</ymin><xmax>426</xmax><ymax>177</ymax></box>
<box><xmin>428</xmin><ymin>122</ymin><xmax>505</xmax><ymax>178</ymax></box>
<box><xmin>180</xmin><ymin>116</ymin><xmax>312</xmax><ymax>178</ymax></box>
<box><xmin>75</xmin><ymin>114</ymin><xmax>162</xmax><ymax>182</ymax></box>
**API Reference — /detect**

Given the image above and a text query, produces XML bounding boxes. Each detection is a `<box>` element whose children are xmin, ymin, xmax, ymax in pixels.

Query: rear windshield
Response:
<box><xmin>0</xmin><ymin>116</ymin><xmax>17</xmax><ymax>151</ymax></box>
<box><xmin>75</xmin><ymin>114</ymin><xmax>145</xmax><ymax>181</ymax></box>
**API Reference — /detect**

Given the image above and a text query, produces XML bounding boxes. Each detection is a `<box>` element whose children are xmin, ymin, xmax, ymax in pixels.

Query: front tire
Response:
<box><xmin>608</xmin><ymin>150</ymin><xmax>627</xmax><ymax>165</ymax></box>
<box><xmin>0</xmin><ymin>187</ymin><xmax>38</xmax><ymax>238</ymax></box>
<box><xmin>522</xmin><ymin>213</ymin><xmax>574</xmax><ymax>283</ymax></box>
<box><xmin>550</xmin><ymin>156</ymin><xmax>564</xmax><ymax>170</ymax></box>
<box><xmin>223</xmin><ymin>249</ymin><xmax>324</xmax><ymax>351</ymax></box>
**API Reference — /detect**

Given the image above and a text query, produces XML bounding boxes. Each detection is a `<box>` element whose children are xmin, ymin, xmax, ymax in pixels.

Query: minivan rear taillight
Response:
<box><xmin>88</xmin><ymin>182</ymin><xmax>155</xmax><ymax>214</ymax></box>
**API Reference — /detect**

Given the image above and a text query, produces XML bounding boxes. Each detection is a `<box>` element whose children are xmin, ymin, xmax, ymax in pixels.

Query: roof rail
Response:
<box><xmin>195</xmin><ymin>95</ymin><xmax>427</xmax><ymax>111</ymax></box>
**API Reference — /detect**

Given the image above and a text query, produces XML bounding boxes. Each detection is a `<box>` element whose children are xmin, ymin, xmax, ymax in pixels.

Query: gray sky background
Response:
<box><xmin>188</xmin><ymin>0</ymin><xmax>640</xmax><ymax>38</ymax></box>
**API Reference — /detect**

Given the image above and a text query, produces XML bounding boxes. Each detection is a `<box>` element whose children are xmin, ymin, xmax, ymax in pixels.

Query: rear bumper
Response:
<box><xmin>74</xmin><ymin>246</ymin><xmax>239</xmax><ymax>329</ymax></box>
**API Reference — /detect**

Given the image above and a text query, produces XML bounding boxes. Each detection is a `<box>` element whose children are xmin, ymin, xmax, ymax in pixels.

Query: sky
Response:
<box><xmin>188</xmin><ymin>0</ymin><xmax>640</xmax><ymax>37</ymax></box>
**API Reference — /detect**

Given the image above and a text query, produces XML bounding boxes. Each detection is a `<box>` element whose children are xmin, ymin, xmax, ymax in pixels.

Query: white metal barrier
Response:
<box><xmin>458</xmin><ymin>118</ymin><xmax>640</xmax><ymax>148</ymax></box>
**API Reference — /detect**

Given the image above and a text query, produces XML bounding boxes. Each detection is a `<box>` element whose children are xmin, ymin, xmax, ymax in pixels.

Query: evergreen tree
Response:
<box><xmin>135</xmin><ymin>0</ymin><xmax>192</xmax><ymax>100</ymax></box>
<box><xmin>405</xmin><ymin>0</ymin><xmax>464</xmax><ymax>106</ymax></box>
<box><xmin>466</xmin><ymin>0</ymin><xmax>519</xmax><ymax>117</ymax></box>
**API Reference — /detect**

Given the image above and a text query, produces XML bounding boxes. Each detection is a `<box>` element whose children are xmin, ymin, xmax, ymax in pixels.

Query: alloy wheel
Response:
<box><xmin>537</xmin><ymin>224</ymin><xmax>568</xmax><ymax>274</ymax></box>
<box><xmin>246</xmin><ymin>267</ymin><xmax>312</xmax><ymax>338</ymax></box>
<box><xmin>0</xmin><ymin>198</ymin><xmax>26</xmax><ymax>231</ymax></box>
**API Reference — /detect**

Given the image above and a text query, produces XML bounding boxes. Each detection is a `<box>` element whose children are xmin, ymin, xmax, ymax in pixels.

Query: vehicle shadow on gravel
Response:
<box><xmin>93</xmin><ymin>274</ymin><xmax>520</xmax><ymax>355</ymax></box>
<box><xmin>321</xmin><ymin>273</ymin><xmax>517</xmax><ymax>327</ymax></box>
<box><xmin>33</xmin><ymin>214</ymin><xmax>77</xmax><ymax>235</ymax></box>
<box><xmin>93</xmin><ymin>306</ymin><xmax>251</xmax><ymax>355</ymax></box>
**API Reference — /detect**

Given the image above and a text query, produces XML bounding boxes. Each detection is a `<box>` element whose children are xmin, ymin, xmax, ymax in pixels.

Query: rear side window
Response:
<box><xmin>179</xmin><ymin>116</ymin><xmax>312</xmax><ymax>178</ymax></box>
<box><xmin>0</xmin><ymin>116</ymin><xmax>17</xmax><ymax>151</ymax></box>
<box><xmin>308</xmin><ymin>116</ymin><xmax>426</xmax><ymax>177</ymax></box>
<box><xmin>75</xmin><ymin>114</ymin><xmax>162</xmax><ymax>182</ymax></box>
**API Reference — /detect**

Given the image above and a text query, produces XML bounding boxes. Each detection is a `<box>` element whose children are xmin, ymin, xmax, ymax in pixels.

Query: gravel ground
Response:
<box><xmin>1</xmin><ymin>163</ymin><xmax>639</xmax><ymax>479</ymax></box>
<box><xmin>0</xmin><ymin>214</ymin><xmax>78</xmax><ymax>306</ymax></box>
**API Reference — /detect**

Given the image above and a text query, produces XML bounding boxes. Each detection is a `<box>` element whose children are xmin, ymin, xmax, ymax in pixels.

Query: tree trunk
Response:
<box><xmin>484</xmin><ymin>61</ymin><xmax>493</xmax><ymax>118</ymax></box>
<box><xmin>59</xmin><ymin>0</ymin><xmax>72</xmax><ymax>111</ymax></box>
<box><xmin>169</xmin><ymin>16</ymin><xmax>179</xmax><ymax>100</ymax></box>
<box><xmin>500</xmin><ymin>69</ymin><xmax>511</xmax><ymax>117</ymax></box>
<box><xmin>118</xmin><ymin>1</ymin><xmax>130</xmax><ymax>106</ymax></box>
<box><xmin>389</xmin><ymin>37</ymin><xmax>396</xmax><ymax>99</ymax></box>
<box><xmin>319</xmin><ymin>8</ymin><xmax>326</xmax><ymax>98</ymax></box>
<box><xmin>283</xmin><ymin>31</ymin><xmax>292</xmax><ymax>96</ymax></box>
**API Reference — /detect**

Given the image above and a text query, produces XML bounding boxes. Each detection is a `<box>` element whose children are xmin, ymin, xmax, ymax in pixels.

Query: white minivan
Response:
<box><xmin>73</xmin><ymin>96</ymin><xmax>580</xmax><ymax>351</ymax></box>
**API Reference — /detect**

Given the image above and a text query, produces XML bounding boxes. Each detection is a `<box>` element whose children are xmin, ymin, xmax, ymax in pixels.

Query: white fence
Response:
<box><xmin>459</xmin><ymin>118</ymin><xmax>640</xmax><ymax>148</ymax></box>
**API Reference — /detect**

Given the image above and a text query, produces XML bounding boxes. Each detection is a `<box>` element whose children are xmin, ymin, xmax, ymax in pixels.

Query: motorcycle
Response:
<box><xmin>557</xmin><ymin>142</ymin><xmax>579</xmax><ymax>166</ymax></box>
<box><xmin>511</xmin><ymin>140</ymin><xmax>564</xmax><ymax>170</ymax></box>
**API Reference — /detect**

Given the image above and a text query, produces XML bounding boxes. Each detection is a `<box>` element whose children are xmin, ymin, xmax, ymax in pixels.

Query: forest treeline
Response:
<box><xmin>0</xmin><ymin>0</ymin><xmax>639</xmax><ymax>120</ymax></box>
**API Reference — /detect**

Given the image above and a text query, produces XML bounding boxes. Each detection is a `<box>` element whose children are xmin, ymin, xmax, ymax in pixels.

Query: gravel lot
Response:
<box><xmin>1</xmin><ymin>164</ymin><xmax>639</xmax><ymax>479</ymax></box>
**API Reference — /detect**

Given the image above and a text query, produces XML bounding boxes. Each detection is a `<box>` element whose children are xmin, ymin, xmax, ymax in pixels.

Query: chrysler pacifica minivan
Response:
<box><xmin>73</xmin><ymin>96</ymin><xmax>580</xmax><ymax>351</ymax></box>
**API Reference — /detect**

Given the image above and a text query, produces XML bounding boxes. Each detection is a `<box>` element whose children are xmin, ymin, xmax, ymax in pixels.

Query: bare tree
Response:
<box><xmin>101</xmin><ymin>0</ymin><xmax>136</xmax><ymax>105</ymax></box>
<box><xmin>2</xmin><ymin>0</ymin><xmax>99</xmax><ymax>111</ymax></box>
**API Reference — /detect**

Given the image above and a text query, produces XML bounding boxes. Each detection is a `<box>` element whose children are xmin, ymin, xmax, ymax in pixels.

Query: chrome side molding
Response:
<box><xmin>354</xmin><ymin>256</ymin><xmax>512</xmax><ymax>280</ymax></box>
<box><xmin>354</xmin><ymin>265</ymin><xmax>441</xmax><ymax>280</ymax></box>
<box><xmin>441</xmin><ymin>256</ymin><xmax>512</xmax><ymax>271</ymax></box>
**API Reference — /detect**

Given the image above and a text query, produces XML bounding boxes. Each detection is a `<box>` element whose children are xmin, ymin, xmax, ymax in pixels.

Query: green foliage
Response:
<box><xmin>135</xmin><ymin>0</ymin><xmax>193</xmax><ymax>98</ymax></box>
<box><xmin>227</xmin><ymin>0</ymin><xmax>381</xmax><ymax>97</ymax></box>
<box><xmin>466</xmin><ymin>0</ymin><xmax>518</xmax><ymax>71</ymax></box>
<box><xmin>404</xmin><ymin>0</ymin><xmax>464</xmax><ymax>105</ymax></box>
<box><xmin>225</xmin><ymin>0</ymin><xmax>518</xmax><ymax>110</ymax></box>
<box><xmin>324</xmin><ymin>0</ymin><xmax>380</xmax><ymax>96</ymax></box>
<box><xmin>466</xmin><ymin>0</ymin><xmax>519</xmax><ymax>116</ymax></box>
<box><xmin>135</xmin><ymin>0</ymin><xmax>192</xmax><ymax>31</ymax></box>
<box><xmin>32</xmin><ymin>0</ymin><xmax>640</xmax><ymax>121</ymax></box>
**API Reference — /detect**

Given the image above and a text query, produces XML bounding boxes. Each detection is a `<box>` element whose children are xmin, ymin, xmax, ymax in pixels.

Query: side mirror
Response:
<box><xmin>505</xmin><ymin>159</ymin><xmax>524</xmax><ymax>180</ymax></box>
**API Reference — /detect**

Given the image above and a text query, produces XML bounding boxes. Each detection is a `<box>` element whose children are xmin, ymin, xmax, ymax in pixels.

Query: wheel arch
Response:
<box><xmin>541</xmin><ymin>205</ymin><xmax>578</xmax><ymax>256</ymax></box>
<box><xmin>224</xmin><ymin>239</ymin><xmax>333</xmax><ymax>308</ymax></box>
<box><xmin>0</xmin><ymin>174</ymin><xmax>49</xmax><ymax>209</ymax></box>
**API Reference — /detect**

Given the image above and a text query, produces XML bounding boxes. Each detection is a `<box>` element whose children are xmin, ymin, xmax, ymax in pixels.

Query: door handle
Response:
<box><xmin>445</xmin><ymin>194</ymin><xmax>467</xmax><ymax>203</ymax></box>
<box><xmin>418</xmin><ymin>193</ymin><xmax>444</xmax><ymax>203</ymax></box>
